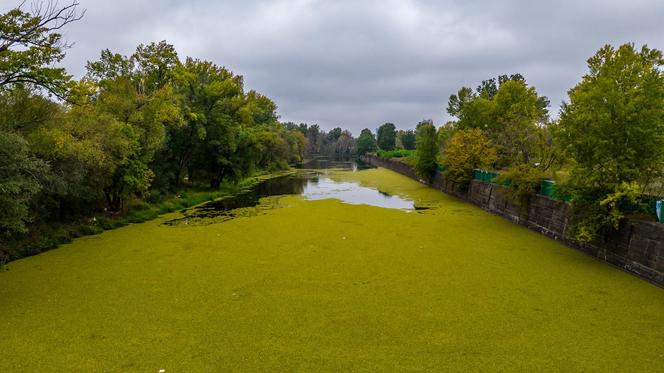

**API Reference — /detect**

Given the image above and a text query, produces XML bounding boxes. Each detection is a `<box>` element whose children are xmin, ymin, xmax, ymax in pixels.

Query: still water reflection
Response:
<box><xmin>163</xmin><ymin>160</ymin><xmax>416</xmax><ymax>226</ymax></box>
<box><xmin>302</xmin><ymin>177</ymin><xmax>414</xmax><ymax>209</ymax></box>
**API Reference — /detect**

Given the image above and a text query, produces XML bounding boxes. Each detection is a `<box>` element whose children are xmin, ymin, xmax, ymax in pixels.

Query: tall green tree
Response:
<box><xmin>436</xmin><ymin>121</ymin><xmax>456</xmax><ymax>149</ymax></box>
<box><xmin>414</xmin><ymin>121</ymin><xmax>439</xmax><ymax>183</ymax></box>
<box><xmin>326</xmin><ymin>127</ymin><xmax>342</xmax><ymax>143</ymax></box>
<box><xmin>376</xmin><ymin>122</ymin><xmax>396</xmax><ymax>150</ymax></box>
<box><xmin>0</xmin><ymin>130</ymin><xmax>50</xmax><ymax>236</ymax></box>
<box><xmin>0</xmin><ymin>1</ymin><xmax>83</xmax><ymax>236</ymax></box>
<box><xmin>398</xmin><ymin>129</ymin><xmax>416</xmax><ymax>150</ymax></box>
<box><xmin>84</xmin><ymin>43</ymin><xmax>184</xmax><ymax>210</ymax></box>
<box><xmin>492</xmin><ymin>79</ymin><xmax>549</xmax><ymax>167</ymax></box>
<box><xmin>356</xmin><ymin>128</ymin><xmax>377</xmax><ymax>155</ymax></box>
<box><xmin>558</xmin><ymin>43</ymin><xmax>664</xmax><ymax>241</ymax></box>
<box><xmin>447</xmin><ymin>74</ymin><xmax>547</xmax><ymax>137</ymax></box>
<box><xmin>29</xmin><ymin>98</ymin><xmax>135</xmax><ymax>214</ymax></box>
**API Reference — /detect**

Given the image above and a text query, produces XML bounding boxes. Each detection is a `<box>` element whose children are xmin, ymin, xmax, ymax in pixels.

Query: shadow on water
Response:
<box><xmin>162</xmin><ymin>158</ymin><xmax>425</xmax><ymax>226</ymax></box>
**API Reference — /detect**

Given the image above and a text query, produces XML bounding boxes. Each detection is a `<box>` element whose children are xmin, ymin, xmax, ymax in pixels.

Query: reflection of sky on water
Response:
<box><xmin>302</xmin><ymin>178</ymin><xmax>414</xmax><ymax>210</ymax></box>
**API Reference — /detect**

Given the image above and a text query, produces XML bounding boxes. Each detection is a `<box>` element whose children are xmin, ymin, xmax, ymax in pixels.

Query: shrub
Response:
<box><xmin>377</xmin><ymin>149</ymin><xmax>416</xmax><ymax>158</ymax></box>
<box><xmin>414</xmin><ymin>122</ymin><xmax>439</xmax><ymax>183</ymax></box>
<box><xmin>442</xmin><ymin>129</ymin><xmax>497</xmax><ymax>188</ymax></box>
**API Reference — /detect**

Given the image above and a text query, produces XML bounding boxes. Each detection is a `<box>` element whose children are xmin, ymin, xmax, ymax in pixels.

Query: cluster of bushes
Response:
<box><xmin>377</xmin><ymin>149</ymin><xmax>416</xmax><ymax>159</ymax></box>
<box><xmin>0</xmin><ymin>3</ymin><xmax>307</xmax><ymax>260</ymax></box>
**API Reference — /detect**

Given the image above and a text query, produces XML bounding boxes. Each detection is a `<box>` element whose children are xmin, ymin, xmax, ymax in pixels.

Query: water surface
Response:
<box><xmin>164</xmin><ymin>162</ymin><xmax>419</xmax><ymax>225</ymax></box>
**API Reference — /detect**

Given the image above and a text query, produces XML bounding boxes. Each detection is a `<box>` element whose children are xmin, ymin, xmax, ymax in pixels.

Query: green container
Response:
<box><xmin>486</xmin><ymin>171</ymin><xmax>499</xmax><ymax>183</ymax></box>
<box><xmin>540</xmin><ymin>179</ymin><xmax>556</xmax><ymax>198</ymax></box>
<box><xmin>473</xmin><ymin>169</ymin><xmax>500</xmax><ymax>183</ymax></box>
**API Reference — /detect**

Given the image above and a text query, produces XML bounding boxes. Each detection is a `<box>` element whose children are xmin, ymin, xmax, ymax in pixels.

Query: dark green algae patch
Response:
<box><xmin>1</xmin><ymin>167</ymin><xmax>663</xmax><ymax>372</ymax></box>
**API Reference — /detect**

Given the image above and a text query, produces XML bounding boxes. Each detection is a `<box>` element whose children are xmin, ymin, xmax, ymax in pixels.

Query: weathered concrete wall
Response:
<box><xmin>468</xmin><ymin>181</ymin><xmax>569</xmax><ymax>239</ymax></box>
<box><xmin>361</xmin><ymin>154</ymin><xmax>664</xmax><ymax>286</ymax></box>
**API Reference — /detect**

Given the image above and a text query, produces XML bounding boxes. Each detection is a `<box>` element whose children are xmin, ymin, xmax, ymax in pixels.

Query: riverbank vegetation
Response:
<box><xmin>371</xmin><ymin>44</ymin><xmax>664</xmax><ymax>242</ymax></box>
<box><xmin>0</xmin><ymin>2</ymin><xmax>314</xmax><ymax>261</ymax></box>
<box><xmin>439</xmin><ymin>44</ymin><xmax>663</xmax><ymax>241</ymax></box>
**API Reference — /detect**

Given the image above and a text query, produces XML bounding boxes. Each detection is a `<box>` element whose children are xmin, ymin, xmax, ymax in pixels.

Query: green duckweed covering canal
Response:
<box><xmin>1</xmin><ymin>167</ymin><xmax>663</xmax><ymax>371</ymax></box>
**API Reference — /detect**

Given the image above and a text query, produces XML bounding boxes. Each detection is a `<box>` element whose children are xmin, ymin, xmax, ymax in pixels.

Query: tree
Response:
<box><xmin>496</xmin><ymin>123</ymin><xmax>564</xmax><ymax>206</ymax></box>
<box><xmin>356</xmin><ymin>128</ymin><xmax>377</xmax><ymax>155</ymax></box>
<box><xmin>442</xmin><ymin>129</ymin><xmax>497</xmax><ymax>188</ymax></box>
<box><xmin>447</xmin><ymin>87</ymin><xmax>495</xmax><ymax>132</ymax></box>
<box><xmin>334</xmin><ymin>130</ymin><xmax>355</xmax><ymax>159</ymax></box>
<box><xmin>0</xmin><ymin>85</ymin><xmax>61</xmax><ymax>133</ymax></box>
<box><xmin>398</xmin><ymin>129</ymin><xmax>416</xmax><ymax>150</ymax></box>
<box><xmin>376</xmin><ymin>122</ymin><xmax>396</xmax><ymax>150</ymax></box>
<box><xmin>492</xmin><ymin>79</ymin><xmax>549</xmax><ymax>167</ymax></box>
<box><xmin>0</xmin><ymin>1</ymin><xmax>84</xmax><ymax>99</ymax></box>
<box><xmin>326</xmin><ymin>127</ymin><xmax>342</xmax><ymax>143</ymax></box>
<box><xmin>296</xmin><ymin>123</ymin><xmax>320</xmax><ymax>156</ymax></box>
<box><xmin>447</xmin><ymin>86</ymin><xmax>475</xmax><ymax>118</ymax></box>
<box><xmin>284</xmin><ymin>129</ymin><xmax>306</xmax><ymax>164</ymax></box>
<box><xmin>447</xmin><ymin>75</ymin><xmax>549</xmax><ymax>169</ymax></box>
<box><xmin>0</xmin><ymin>130</ymin><xmax>49</xmax><ymax>236</ymax></box>
<box><xmin>132</xmin><ymin>41</ymin><xmax>179</xmax><ymax>94</ymax></box>
<box><xmin>29</xmin><ymin>101</ymin><xmax>134</xmax><ymax>214</ymax></box>
<box><xmin>84</xmin><ymin>44</ymin><xmax>184</xmax><ymax>209</ymax></box>
<box><xmin>436</xmin><ymin>121</ymin><xmax>455</xmax><ymax>149</ymax></box>
<box><xmin>0</xmin><ymin>35</ymin><xmax>313</xmax><ymax>260</ymax></box>
<box><xmin>414</xmin><ymin>121</ymin><xmax>438</xmax><ymax>183</ymax></box>
<box><xmin>558</xmin><ymin>43</ymin><xmax>664</xmax><ymax>241</ymax></box>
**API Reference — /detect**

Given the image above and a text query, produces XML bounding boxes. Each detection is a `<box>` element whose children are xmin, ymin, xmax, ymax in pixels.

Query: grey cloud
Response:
<box><xmin>2</xmin><ymin>0</ymin><xmax>662</xmax><ymax>132</ymax></box>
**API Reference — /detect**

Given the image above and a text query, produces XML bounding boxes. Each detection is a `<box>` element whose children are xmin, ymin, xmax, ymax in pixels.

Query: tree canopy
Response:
<box><xmin>414</xmin><ymin>121</ymin><xmax>439</xmax><ymax>183</ymax></box>
<box><xmin>376</xmin><ymin>122</ymin><xmax>397</xmax><ymax>150</ymax></box>
<box><xmin>558</xmin><ymin>44</ymin><xmax>664</xmax><ymax>241</ymax></box>
<box><xmin>356</xmin><ymin>128</ymin><xmax>377</xmax><ymax>155</ymax></box>
<box><xmin>0</xmin><ymin>1</ymin><xmax>83</xmax><ymax>99</ymax></box>
<box><xmin>398</xmin><ymin>129</ymin><xmax>416</xmax><ymax>150</ymax></box>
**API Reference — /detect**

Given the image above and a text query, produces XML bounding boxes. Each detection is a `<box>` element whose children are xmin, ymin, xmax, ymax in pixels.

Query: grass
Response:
<box><xmin>377</xmin><ymin>149</ymin><xmax>417</xmax><ymax>167</ymax></box>
<box><xmin>377</xmin><ymin>149</ymin><xmax>416</xmax><ymax>159</ymax></box>
<box><xmin>0</xmin><ymin>168</ymin><xmax>663</xmax><ymax>371</ymax></box>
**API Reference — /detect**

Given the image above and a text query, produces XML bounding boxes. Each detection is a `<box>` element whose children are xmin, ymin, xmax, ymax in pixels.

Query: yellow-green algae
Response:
<box><xmin>1</xmin><ymin>168</ymin><xmax>663</xmax><ymax>372</ymax></box>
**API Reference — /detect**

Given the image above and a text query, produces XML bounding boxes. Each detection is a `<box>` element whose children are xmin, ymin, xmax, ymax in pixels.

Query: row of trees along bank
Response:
<box><xmin>0</xmin><ymin>2</ymin><xmax>363</xmax><ymax>261</ymax></box>
<box><xmin>370</xmin><ymin>44</ymin><xmax>663</xmax><ymax>243</ymax></box>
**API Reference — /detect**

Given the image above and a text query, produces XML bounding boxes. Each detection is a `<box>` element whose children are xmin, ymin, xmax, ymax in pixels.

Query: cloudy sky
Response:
<box><xmin>4</xmin><ymin>0</ymin><xmax>663</xmax><ymax>133</ymax></box>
